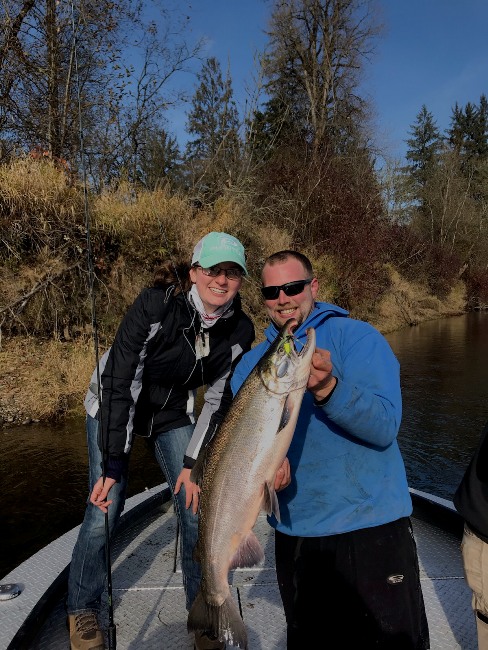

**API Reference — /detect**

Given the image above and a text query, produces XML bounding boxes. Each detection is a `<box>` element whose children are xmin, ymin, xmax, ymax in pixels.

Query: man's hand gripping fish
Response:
<box><xmin>187</xmin><ymin>318</ymin><xmax>316</xmax><ymax>649</ymax></box>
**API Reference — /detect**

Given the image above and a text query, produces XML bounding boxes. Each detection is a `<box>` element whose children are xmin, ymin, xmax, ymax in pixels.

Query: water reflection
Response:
<box><xmin>386</xmin><ymin>312</ymin><xmax>488</xmax><ymax>500</ymax></box>
<box><xmin>0</xmin><ymin>419</ymin><xmax>162</xmax><ymax>578</ymax></box>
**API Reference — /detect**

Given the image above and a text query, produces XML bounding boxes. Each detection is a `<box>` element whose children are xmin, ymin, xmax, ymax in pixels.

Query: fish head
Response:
<box><xmin>259</xmin><ymin>318</ymin><xmax>316</xmax><ymax>394</ymax></box>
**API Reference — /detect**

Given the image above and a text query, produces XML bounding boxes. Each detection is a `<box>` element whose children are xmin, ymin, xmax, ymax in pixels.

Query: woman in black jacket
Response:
<box><xmin>67</xmin><ymin>232</ymin><xmax>255</xmax><ymax>650</ymax></box>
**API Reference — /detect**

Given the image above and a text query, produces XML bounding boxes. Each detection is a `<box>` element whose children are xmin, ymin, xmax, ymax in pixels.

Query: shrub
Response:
<box><xmin>463</xmin><ymin>267</ymin><xmax>488</xmax><ymax>309</ymax></box>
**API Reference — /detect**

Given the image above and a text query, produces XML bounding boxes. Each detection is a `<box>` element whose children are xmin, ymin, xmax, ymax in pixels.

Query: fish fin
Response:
<box><xmin>188</xmin><ymin>590</ymin><xmax>248</xmax><ymax>649</ymax></box>
<box><xmin>278</xmin><ymin>397</ymin><xmax>291</xmax><ymax>431</ymax></box>
<box><xmin>229</xmin><ymin>530</ymin><xmax>265</xmax><ymax>570</ymax></box>
<box><xmin>262</xmin><ymin>481</ymin><xmax>281</xmax><ymax>522</ymax></box>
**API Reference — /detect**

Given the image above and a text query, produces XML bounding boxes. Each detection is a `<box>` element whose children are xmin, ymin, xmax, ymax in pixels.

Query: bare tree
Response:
<box><xmin>0</xmin><ymin>0</ymin><xmax>35</xmax><ymax>138</ymax></box>
<box><xmin>415</xmin><ymin>150</ymin><xmax>488</xmax><ymax>267</ymax></box>
<box><xmin>263</xmin><ymin>0</ymin><xmax>382</xmax><ymax>151</ymax></box>
<box><xmin>0</xmin><ymin>0</ymin><xmax>202</xmax><ymax>189</ymax></box>
<box><xmin>90</xmin><ymin>15</ymin><xmax>203</xmax><ymax>190</ymax></box>
<box><xmin>0</xmin><ymin>1</ymin><xmax>132</xmax><ymax>159</ymax></box>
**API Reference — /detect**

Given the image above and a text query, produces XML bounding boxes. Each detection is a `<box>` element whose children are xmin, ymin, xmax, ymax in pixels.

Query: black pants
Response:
<box><xmin>275</xmin><ymin>518</ymin><xmax>430</xmax><ymax>649</ymax></box>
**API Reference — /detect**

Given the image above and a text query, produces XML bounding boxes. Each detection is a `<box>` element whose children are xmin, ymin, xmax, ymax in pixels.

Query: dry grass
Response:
<box><xmin>0</xmin><ymin>156</ymin><xmax>77</xmax><ymax>206</ymax></box>
<box><xmin>0</xmin><ymin>267</ymin><xmax>468</xmax><ymax>427</ymax></box>
<box><xmin>370</xmin><ymin>268</ymin><xmax>466</xmax><ymax>334</ymax></box>
<box><xmin>94</xmin><ymin>184</ymin><xmax>192</xmax><ymax>247</ymax></box>
<box><xmin>0</xmin><ymin>337</ymin><xmax>94</xmax><ymax>423</ymax></box>
<box><xmin>0</xmin><ymin>157</ymin><xmax>472</xmax><ymax>426</ymax></box>
<box><xmin>0</xmin><ymin>157</ymin><xmax>83</xmax><ymax>256</ymax></box>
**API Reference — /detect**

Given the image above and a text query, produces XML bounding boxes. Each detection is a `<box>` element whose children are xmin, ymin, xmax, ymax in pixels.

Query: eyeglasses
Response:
<box><xmin>195</xmin><ymin>265</ymin><xmax>243</xmax><ymax>280</ymax></box>
<box><xmin>261</xmin><ymin>278</ymin><xmax>313</xmax><ymax>300</ymax></box>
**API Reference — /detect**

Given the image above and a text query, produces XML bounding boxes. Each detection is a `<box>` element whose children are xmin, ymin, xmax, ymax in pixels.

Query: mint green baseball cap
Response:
<box><xmin>191</xmin><ymin>232</ymin><xmax>248</xmax><ymax>275</ymax></box>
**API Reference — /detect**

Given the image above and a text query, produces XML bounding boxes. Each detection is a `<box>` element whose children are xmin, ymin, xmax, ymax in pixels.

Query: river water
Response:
<box><xmin>1</xmin><ymin>312</ymin><xmax>487</xmax><ymax>579</ymax></box>
<box><xmin>386</xmin><ymin>311</ymin><xmax>488</xmax><ymax>498</ymax></box>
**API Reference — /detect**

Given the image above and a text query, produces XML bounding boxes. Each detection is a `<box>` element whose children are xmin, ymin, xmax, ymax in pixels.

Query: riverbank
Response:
<box><xmin>0</xmin><ymin>272</ymin><xmax>467</xmax><ymax>428</ymax></box>
<box><xmin>0</xmin><ymin>337</ymin><xmax>94</xmax><ymax>427</ymax></box>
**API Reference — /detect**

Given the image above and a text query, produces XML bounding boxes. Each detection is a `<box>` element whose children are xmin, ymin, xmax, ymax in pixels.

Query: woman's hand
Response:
<box><xmin>90</xmin><ymin>476</ymin><xmax>116</xmax><ymax>513</ymax></box>
<box><xmin>175</xmin><ymin>467</ymin><xmax>201</xmax><ymax>514</ymax></box>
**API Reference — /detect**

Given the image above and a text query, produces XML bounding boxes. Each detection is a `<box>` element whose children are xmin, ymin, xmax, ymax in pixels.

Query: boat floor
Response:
<box><xmin>3</xmin><ymin>485</ymin><xmax>478</xmax><ymax>649</ymax></box>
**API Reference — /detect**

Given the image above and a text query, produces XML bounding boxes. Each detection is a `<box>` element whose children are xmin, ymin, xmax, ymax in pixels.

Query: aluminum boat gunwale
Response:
<box><xmin>1</xmin><ymin>485</ymin><xmax>477</xmax><ymax>649</ymax></box>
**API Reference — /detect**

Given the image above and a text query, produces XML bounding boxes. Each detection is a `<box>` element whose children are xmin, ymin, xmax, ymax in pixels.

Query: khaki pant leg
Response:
<box><xmin>476</xmin><ymin>613</ymin><xmax>488</xmax><ymax>650</ymax></box>
<box><xmin>461</xmin><ymin>524</ymin><xmax>488</xmax><ymax>650</ymax></box>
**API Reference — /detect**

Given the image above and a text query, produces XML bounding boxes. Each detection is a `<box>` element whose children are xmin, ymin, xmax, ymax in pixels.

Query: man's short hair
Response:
<box><xmin>264</xmin><ymin>250</ymin><xmax>314</xmax><ymax>276</ymax></box>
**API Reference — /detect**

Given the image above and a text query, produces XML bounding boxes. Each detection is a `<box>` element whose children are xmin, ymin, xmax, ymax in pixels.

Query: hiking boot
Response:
<box><xmin>194</xmin><ymin>630</ymin><xmax>226</xmax><ymax>650</ymax></box>
<box><xmin>67</xmin><ymin>613</ymin><xmax>105</xmax><ymax>650</ymax></box>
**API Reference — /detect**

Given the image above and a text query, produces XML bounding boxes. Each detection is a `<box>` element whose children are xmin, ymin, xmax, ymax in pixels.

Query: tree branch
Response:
<box><xmin>0</xmin><ymin>263</ymin><xmax>81</xmax><ymax>316</ymax></box>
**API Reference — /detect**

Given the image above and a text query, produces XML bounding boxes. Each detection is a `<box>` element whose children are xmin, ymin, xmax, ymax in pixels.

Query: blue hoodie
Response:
<box><xmin>230</xmin><ymin>302</ymin><xmax>412</xmax><ymax>537</ymax></box>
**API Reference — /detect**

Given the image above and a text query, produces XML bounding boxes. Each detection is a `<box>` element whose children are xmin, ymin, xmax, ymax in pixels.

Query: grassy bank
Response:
<box><xmin>0</xmin><ymin>273</ymin><xmax>466</xmax><ymax>428</ymax></box>
<box><xmin>0</xmin><ymin>157</ymin><xmax>470</xmax><ymax>427</ymax></box>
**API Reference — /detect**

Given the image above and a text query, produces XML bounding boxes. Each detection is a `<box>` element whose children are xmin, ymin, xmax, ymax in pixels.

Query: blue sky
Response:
<box><xmin>168</xmin><ymin>0</ymin><xmax>488</xmax><ymax>163</ymax></box>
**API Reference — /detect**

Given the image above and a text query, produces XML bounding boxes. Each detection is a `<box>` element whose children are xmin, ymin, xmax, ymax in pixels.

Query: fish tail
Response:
<box><xmin>188</xmin><ymin>591</ymin><xmax>248</xmax><ymax>649</ymax></box>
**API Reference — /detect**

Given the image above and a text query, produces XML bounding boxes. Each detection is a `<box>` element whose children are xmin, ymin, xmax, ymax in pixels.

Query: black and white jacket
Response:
<box><xmin>84</xmin><ymin>285</ymin><xmax>255</xmax><ymax>478</ymax></box>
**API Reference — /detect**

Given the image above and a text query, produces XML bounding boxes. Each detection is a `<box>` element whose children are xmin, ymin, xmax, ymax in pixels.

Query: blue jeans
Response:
<box><xmin>67</xmin><ymin>414</ymin><xmax>200</xmax><ymax>614</ymax></box>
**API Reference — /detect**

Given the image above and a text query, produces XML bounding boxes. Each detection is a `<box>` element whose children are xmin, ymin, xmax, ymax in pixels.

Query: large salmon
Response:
<box><xmin>188</xmin><ymin>318</ymin><xmax>316</xmax><ymax>649</ymax></box>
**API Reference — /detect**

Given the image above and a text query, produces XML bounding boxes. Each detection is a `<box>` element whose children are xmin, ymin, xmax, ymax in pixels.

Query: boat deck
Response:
<box><xmin>1</xmin><ymin>485</ymin><xmax>478</xmax><ymax>649</ymax></box>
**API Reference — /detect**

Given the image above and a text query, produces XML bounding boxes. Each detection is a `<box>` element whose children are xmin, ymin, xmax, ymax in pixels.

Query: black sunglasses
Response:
<box><xmin>261</xmin><ymin>278</ymin><xmax>313</xmax><ymax>300</ymax></box>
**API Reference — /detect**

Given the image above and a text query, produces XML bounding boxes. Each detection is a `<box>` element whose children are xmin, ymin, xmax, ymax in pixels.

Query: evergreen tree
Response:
<box><xmin>447</xmin><ymin>102</ymin><xmax>466</xmax><ymax>153</ymax></box>
<box><xmin>448</xmin><ymin>98</ymin><xmax>487</xmax><ymax>157</ymax></box>
<box><xmin>405</xmin><ymin>105</ymin><xmax>442</xmax><ymax>189</ymax></box>
<box><xmin>447</xmin><ymin>96</ymin><xmax>488</xmax><ymax>166</ymax></box>
<box><xmin>247</xmin><ymin>60</ymin><xmax>308</xmax><ymax>164</ymax></box>
<box><xmin>446</xmin><ymin>96</ymin><xmax>488</xmax><ymax>200</ymax></box>
<box><xmin>185</xmin><ymin>57</ymin><xmax>241</xmax><ymax>200</ymax></box>
<box><xmin>405</xmin><ymin>104</ymin><xmax>487</xmax><ymax>271</ymax></box>
<box><xmin>137</xmin><ymin>126</ymin><xmax>183</xmax><ymax>190</ymax></box>
<box><xmin>477</xmin><ymin>94</ymin><xmax>488</xmax><ymax>159</ymax></box>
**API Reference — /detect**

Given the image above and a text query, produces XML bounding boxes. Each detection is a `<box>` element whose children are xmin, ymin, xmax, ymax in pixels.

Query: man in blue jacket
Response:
<box><xmin>231</xmin><ymin>250</ymin><xmax>430</xmax><ymax>649</ymax></box>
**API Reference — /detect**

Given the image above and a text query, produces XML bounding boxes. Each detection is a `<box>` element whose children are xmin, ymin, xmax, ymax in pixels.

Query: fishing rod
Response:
<box><xmin>69</xmin><ymin>4</ymin><xmax>117</xmax><ymax>648</ymax></box>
